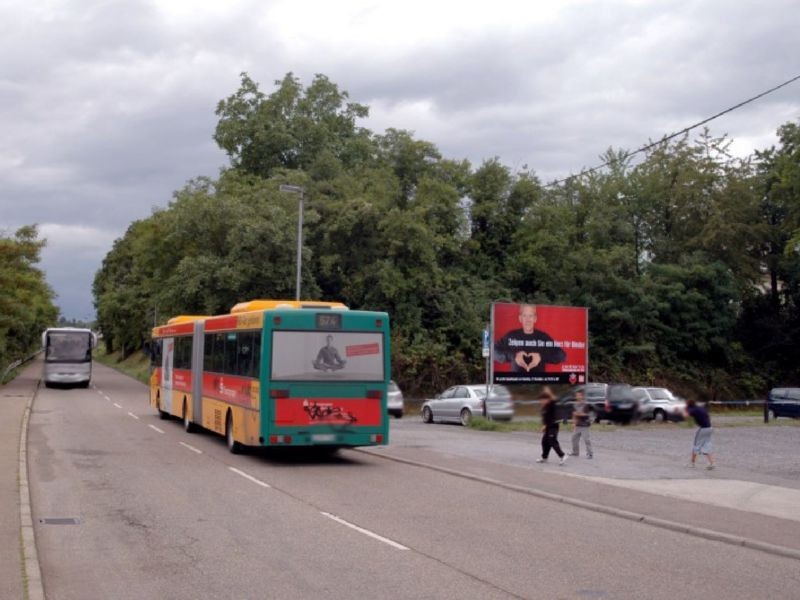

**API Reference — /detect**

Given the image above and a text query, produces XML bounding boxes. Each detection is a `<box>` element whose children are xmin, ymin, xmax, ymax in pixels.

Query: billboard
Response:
<box><xmin>491</xmin><ymin>302</ymin><xmax>588</xmax><ymax>385</ymax></box>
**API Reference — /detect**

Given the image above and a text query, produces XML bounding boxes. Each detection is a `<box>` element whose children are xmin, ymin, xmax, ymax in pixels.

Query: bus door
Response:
<box><xmin>161</xmin><ymin>337</ymin><xmax>175</xmax><ymax>414</ymax></box>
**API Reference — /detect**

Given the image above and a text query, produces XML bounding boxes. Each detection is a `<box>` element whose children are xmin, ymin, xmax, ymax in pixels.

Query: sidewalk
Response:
<box><xmin>1</xmin><ymin>358</ymin><xmax>41</xmax><ymax>600</ymax></box>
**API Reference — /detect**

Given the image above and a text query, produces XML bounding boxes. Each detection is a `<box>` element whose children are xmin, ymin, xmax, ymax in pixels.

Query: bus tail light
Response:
<box><xmin>270</xmin><ymin>389</ymin><xmax>289</xmax><ymax>398</ymax></box>
<box><xmin>370</xmin><ymin>434</ymin><xmax>383</xmax><ymax>443</ymax></box>
<box><xmin>367</xmin><ymin>390</ymin><xmax>382</xmax><ymax>399</ymax></box>
<box><xmin>269</xmin><ymin>435</ymin><xmax>292</xmax><ymax>444</ymax></box>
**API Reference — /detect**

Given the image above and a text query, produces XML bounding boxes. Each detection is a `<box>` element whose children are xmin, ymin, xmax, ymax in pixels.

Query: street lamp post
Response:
<box><xmin>279</xmin><ymin>184</ymin><xmax>305</xmax><ymax>300</ymax></box>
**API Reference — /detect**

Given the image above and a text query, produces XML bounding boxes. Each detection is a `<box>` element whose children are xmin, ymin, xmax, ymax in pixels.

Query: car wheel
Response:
<box><xmin>653</xmin><ymin>409</ymin><xmax>666</xmax><ymax>423</ymax></box>
<box><xmin>421</xmin><ymin>406</ymin><xmax>433</xmax><ymax>423</ymax></box>
<box><xmin>460</xmin><ymin>408</ymin><xmax>472</xmax><ymax>426</ymax></box>
<box><xmin>768</xmin><ymin>409</ymin><xmax>776</xmax><ymax>421</ymax></box>
<box><xmin>226</xmin><ymin>412</ymin><xmax>243</xmax><ymax>454</ymax></box>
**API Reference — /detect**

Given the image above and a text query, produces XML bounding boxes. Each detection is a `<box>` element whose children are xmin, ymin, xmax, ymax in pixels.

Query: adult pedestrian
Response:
<box><xmin>685</xmin><ymin>398</ymin><xmax>715</xmax><ymax>470</ymax></box>
<box><xmin>570</xmin><ymin>389</ymin><xmax>593</xmax><ymax>458</ymax></box>
<box><xmin>536</xmin><ymin>386</ymin><xmax>567</xmax><ymax>465</ymax></box>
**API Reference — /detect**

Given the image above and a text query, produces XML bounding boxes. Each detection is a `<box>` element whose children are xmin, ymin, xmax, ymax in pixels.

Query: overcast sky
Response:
<box><xmin>2</xmin><ymin>0</ymin><xmax>799</xmax><ymax>320</ymax></box>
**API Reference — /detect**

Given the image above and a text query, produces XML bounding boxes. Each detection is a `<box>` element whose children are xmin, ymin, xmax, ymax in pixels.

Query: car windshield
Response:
<box><xmin>389</xmin><ymin>381</ymin><xmax>400</xmax><ymax>392</ymax></box>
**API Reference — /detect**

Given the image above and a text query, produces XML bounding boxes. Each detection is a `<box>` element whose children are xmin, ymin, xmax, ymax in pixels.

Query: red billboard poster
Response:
<box><xmin>491</xmin><ymin>302</ymin><xmax>588</xmax><ymax>385</ymax></box>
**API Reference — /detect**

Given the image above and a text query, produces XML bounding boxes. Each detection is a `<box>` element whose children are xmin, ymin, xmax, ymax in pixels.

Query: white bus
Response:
<box><xmin>41</xmin><ymin>328</ymin><xmax>98</xmax><ymax>387</ymax></box>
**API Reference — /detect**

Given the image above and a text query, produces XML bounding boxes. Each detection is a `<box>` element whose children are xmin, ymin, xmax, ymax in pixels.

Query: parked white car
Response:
<box><xmin>387</xmin><ymin>380</ymin><xmax>404</xmax><ymax>418</ymax></box>
<box><xmin>421</xmin><ymin>384</ymin><xmax>514</xmax><ymax>426</ymax></box>
<box><xmin>632</xmin><ymin>387</ymin><xmax>686</xmax><ymax>422</ymax></box>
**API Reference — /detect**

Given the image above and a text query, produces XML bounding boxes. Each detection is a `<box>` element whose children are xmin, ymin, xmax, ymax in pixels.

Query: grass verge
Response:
<box><xmin>93</xmin><ymin>347</ymin><xmax>150</xmax><ymax>385</ymax></box>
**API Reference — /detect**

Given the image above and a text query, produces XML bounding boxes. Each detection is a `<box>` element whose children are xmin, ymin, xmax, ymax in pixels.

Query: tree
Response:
<box><xmin>0</xmin><ymin>226</ymin><xmax>58</xmax><ymax>370</ymax></box>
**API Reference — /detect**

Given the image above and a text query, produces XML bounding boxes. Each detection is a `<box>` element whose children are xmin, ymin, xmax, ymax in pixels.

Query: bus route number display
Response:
<box><xmin>315</xmin><ymin>313</ymin><xmax>342</xmax><ymax>330</ymax></box>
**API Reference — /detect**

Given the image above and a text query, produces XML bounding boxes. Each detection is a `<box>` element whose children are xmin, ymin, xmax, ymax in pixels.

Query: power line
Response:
<box><xmin>544</xmin><ymin>73</ymin><xmax>800</xmax><ymax>188</ymax></box>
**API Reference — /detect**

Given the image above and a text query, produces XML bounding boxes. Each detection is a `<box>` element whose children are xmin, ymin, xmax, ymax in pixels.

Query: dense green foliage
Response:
<box><xmin>94</xmin><ymin>73</ymin><xmax>800</xmax><ymax>398</ymax></box>
<box><xmin>0</xmin><ymin>225</ymin><xmax>58</xmax><ymax>373</ymax></box>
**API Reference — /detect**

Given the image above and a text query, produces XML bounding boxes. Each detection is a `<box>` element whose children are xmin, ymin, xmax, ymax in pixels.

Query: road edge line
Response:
<box><xmin>358</xmin><ymin>449</ymin><xmax>800</xmax><ymax>562</ymax></box>
<box><xmin>19</xmin><ymin>381</ymin><xmax>45</xmax><ymax>600</ymax></box>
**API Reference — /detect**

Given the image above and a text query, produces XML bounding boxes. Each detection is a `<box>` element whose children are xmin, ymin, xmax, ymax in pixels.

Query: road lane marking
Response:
<box><xmin>113</xmin><ymin>402</ymin><xmax>122</xmax><ymax>409</ymax></box>
<box><xmin>148</xmin><ymin>425</ymin><xmax>165</xmax><ymax>434</ymax></box>
<box><xmin>179</xmin><ymin>442</ymin><xmax>202</xmax><ymax>454</ymax></box>
<box><xmin>103</xmin><ymin>395</ymin><xmax>112</xmax><ymax>402</ymax></box>
<box><xmin>229</xmin><ymin>467</ymin><xmax>271</xmax><ymax>488</ymax></box>
<box><xmin>320</xmin><ymin>512</ymin><xmax>408</xmax><ymax>550</ymax></box>
<box><xmin>127</xmin><ymin>412</ymin><xmax>140</xmax><ymax>420</ymax></box>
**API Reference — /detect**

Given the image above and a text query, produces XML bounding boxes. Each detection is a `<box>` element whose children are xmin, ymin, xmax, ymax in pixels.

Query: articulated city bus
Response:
<box><xmin>41</xmin><ymin>327</ymin><xmax>98</xmax><ymax>387</ymax></box>
<box><xmin>149</xmin><ymin>300</ymin><xmax>390</xmax><ymax>453</ymax></box>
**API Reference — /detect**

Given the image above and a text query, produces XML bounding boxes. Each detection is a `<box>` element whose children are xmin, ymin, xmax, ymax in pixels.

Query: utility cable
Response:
<box><xmin>544</xmin><ymin>73</ymin><xmax>800</xmax><ymax>188</ymax></box>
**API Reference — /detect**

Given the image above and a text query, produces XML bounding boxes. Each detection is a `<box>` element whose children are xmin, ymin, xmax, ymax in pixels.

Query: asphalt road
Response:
<box><xmin>25</xmin><ymin>364</ymin><xmax>800</xmax><ymax>599</ymax></box>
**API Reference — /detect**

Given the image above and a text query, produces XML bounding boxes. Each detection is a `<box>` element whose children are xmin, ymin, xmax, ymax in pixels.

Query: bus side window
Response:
<box><xmin>175</xmin><ymin>337</ymin><xmax>192</xmax><ymax>370</ymax></box>
<box><xmin>204</xmin><ymin>334</ymin><xmax>215</xmax><ymax>372</ymax></box>
<box><xmin>237</xmin><ymin>331</ymin><xmax>253</xmax><ymax>378</ymax></box>
<box><xmin>150</xmin><ymin>340</ymin><xmax>163</xmax><ymax>367</ymax></box>
<box><xmin>251</xmin><ymin>332</ymin><xmax>262</xmax><ymax>378</ymax></box>
<box><xmin>224</xmin><ymin>332</ymin><xmax>238</xmax><ymax>375</ymax></box>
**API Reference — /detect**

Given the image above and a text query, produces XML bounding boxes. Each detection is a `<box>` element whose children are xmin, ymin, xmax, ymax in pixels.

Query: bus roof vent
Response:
<box><xmin>230</xmin><ymin>300</ymin><xmax>348</xmax><ymax>313</ymax></box>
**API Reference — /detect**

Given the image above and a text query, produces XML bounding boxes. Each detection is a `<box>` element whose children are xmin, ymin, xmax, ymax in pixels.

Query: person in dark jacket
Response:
<box><xmin>685</xmin><ymin>398</ymin><xmax>715</xmax><ymax>470</ymax></box>
<box><xmin>536</xmin><ymin>386</ymin><xmax>567</xmax><ymax>465</ymax></box>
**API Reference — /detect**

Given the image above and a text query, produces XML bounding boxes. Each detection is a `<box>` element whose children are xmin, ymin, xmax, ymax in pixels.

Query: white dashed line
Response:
<box><xmin>148</xmin><ymin>425</ymin><xmax>165</xmax><ymax>434</ymax></box>
<box><xmin>320</xmin><ymin>512</ymin><xmax>409</xmax><ymax>550</ymax></box>
<box><xmin>228</xmin><ymin>467</ymin><xmax>271</xmax><ymax>488</ymax></box>
<box><xmin>179</xmin><ymin>442</ymin><xmax>202</xmax><ymax>454</ymax></box>
<box><xmin>127</xmin><ymin>412</ymin><xmax>140</xmax><ymax>420</ymax></box>
<box><xmin>113</xmin><ymin>403</ymin><xmax>122</xmax><ymax>409</ymax></box>
<box><xmin>103</xmin><ymin>395</ymin><xmax>112</xmax><ymax>402</ymax></box>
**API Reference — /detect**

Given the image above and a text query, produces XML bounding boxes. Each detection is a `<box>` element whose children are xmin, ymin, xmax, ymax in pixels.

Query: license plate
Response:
<box><xmin>312</xmin><ymin>434</ymin><xmax>336</xmax><ymax>442</ymax></box>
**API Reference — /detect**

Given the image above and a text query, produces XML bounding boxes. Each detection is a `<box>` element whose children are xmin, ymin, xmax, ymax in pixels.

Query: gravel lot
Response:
<box><xmin>584</xmin><ymin>420</ymin><xmax>800</xmax><ymax>482</ymax></box>
<box><xmin>392</xmin><ymin>413</ymin><xmax>800</xmax><ymax>489</ymax></box>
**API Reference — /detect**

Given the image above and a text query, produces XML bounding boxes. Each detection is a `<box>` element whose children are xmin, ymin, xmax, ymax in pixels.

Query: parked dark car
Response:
<box><xmin>767</xmin><ymin>388</ymin><xmax>800</xmax><ymax>420</ymax></box>
<box><xmin>556</xmin><ymin>383</ymin><xmax>639</xmax><ymax>424</ymax></box>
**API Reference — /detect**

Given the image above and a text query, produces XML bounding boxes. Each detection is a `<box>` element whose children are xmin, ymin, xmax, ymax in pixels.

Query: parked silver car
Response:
<box><xmin>632</xmin><ymin>387</ymin><xmax>686</xmax><ymax>422</ymax></box>
<box><xmin>387</xmin><ymin>380</ymin><xmax>404</xmax><ymax>418</ymax></box>
<box><xmin>421</xmin><ymin>384</ymin><xmax>514</xmax><ymax>426</ymax></box>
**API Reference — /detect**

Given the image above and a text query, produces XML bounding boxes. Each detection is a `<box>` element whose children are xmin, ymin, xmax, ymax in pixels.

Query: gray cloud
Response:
<box><xmin>1</xmin><ymin>0</ymin><xmax>798</xmax><ymax>318</ymax></box>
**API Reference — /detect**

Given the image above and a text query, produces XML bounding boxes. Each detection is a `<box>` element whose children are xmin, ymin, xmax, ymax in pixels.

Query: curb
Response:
<box><xmin>359</xmin><ymin>448</ymin><xmax>800</xmax><ymax>562</ymax></box>
<box><xmin>19</xmin><ymin>381</ymin><xmax>45</xmax><ymax>600</ymax></box>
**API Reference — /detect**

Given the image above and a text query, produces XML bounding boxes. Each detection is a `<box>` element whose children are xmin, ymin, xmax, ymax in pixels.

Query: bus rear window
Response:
<box><xmin>271</xmin><ymin>331</ymin><xmax>384</xmax><ymax>381</ymax></box>
<box><xmin>45</xmin><ymin>333</ymin><xmax>92</xmax><ymax>362</ymax></box>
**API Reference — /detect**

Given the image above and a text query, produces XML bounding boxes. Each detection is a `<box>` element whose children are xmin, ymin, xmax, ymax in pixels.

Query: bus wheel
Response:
<box><xmin>183</xmin><ymin>400</ymin><xmax>196</xmax><ymax>433</ymax></box>
<box><xmin>157</xmin><ymin>396</ymin><xmax>169</xmax><ymax>420</ymax></box>
<box><xmin>226</xmin><ymin>412</ymin><xmax>242</xmax><ymax>454</ymax></box>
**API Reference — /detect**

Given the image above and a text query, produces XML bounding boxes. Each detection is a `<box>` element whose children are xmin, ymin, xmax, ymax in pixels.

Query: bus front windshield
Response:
<box><xmin>46</xmin><ymin>333</ymin><xmax>92</xmax><ymax>362</ymax></box>
<box><xmin>271</xmin><ymin>330</ymin><xmax>385</xmax><ymax>381</ymax></box>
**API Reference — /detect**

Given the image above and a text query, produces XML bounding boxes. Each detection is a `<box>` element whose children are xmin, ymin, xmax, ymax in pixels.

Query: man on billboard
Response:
<box><xmin>494</xmin><ymin>304</ymin><xmax>566</xmax><ymax>373</ymax></box>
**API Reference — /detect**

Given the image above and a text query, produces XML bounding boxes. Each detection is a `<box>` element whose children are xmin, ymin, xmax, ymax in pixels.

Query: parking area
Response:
<box><xmin>388</xmin><ymin>412</ymin><xmax>800</xmax><ymax>490</ymax></box>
